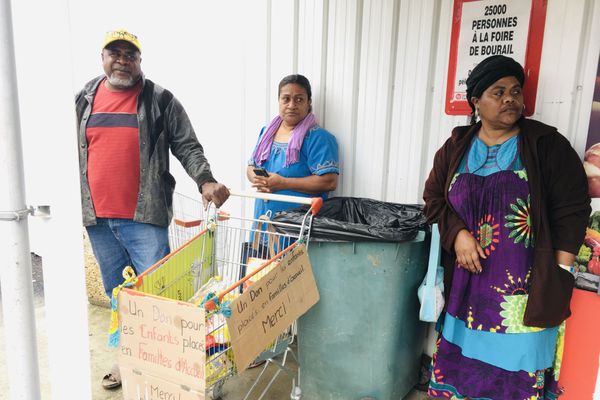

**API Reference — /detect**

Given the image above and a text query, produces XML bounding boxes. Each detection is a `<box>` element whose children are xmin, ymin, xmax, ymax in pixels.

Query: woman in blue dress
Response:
<box><xmin>247</xmin><ymin>74</ymin><xmax>339</xmax><ymax>220</ymax></box>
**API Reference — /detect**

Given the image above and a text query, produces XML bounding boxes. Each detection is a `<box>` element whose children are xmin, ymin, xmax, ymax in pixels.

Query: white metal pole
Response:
<box><xmin>7</xmin><ymin>0</ymin><xmax>93</xmax><ymax>397</ymax></box>
<box><xmin>0</xmin><ymin>0</ymin><xmax>41</xmax><ymax>398</ymax></box>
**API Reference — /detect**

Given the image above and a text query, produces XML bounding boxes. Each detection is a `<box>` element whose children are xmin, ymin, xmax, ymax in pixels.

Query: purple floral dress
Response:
<box><xmin>428</xmin><ymin>135</ymin><xmax>565</xmax><ymax>400</ymax></box>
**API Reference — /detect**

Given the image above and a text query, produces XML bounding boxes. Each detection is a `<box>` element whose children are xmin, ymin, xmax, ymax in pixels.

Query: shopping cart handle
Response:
<box><xmin>310</xmin><ymin>197</ymin><xmax>323</xmax><ymax>215</ymax></box>
<box><xmin>228</xmin><ymin>190</ymin><xmax>322</xmax><ymax>215</ymax></box>
<box><xmin>174</xmin><ymin>218</ymin><xmax>202</xmax><ymax>228</ymax></box>
<box><xmin>204</xmin><ymin>299</ymin><xmax>217</xmax><ymax>312</ymax></box>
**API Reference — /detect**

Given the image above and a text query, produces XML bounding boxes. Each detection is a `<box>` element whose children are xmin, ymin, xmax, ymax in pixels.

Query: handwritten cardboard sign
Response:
<box><xmin>121</xmin><ymin>366</ymin><xmax>205</xmax><ymax>400</ymax></box>
<box><xmin>228</xmin><ymin>244</ymin><xmax>319</xmax><ymax>371</ymax></box>
<box><xmin>118</xmin><ymin>290</ymin><xmax>206</xmax><ymax>392</ymax></box>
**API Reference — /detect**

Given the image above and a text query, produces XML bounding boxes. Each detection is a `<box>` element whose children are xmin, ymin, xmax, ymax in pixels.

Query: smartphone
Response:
<box><xmin>253</xmin><ymin>167</ymin><xmax>270</xmax><ymax>177</ymax></box>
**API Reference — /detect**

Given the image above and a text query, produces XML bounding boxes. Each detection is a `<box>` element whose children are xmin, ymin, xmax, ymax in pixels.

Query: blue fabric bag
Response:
<box><xmin>417</xmin><ymin>223</ymin><xmax>445</xmax><ymax>322</ymax></box>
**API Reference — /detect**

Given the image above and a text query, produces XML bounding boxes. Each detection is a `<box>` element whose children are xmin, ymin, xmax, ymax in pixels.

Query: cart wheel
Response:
<box><xmin>212</xmin><ymin>381</ymin><xmax>224</xmax><ymax>399</ymax></box>
<box><xmin>290</xmin><ymin>385</ymin><xmax>302</xmax><ymax>400</ymax></box>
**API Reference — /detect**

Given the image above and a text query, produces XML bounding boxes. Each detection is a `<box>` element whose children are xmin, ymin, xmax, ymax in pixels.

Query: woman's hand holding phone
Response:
<box><xmin>251</xmin><ymin>168</ymin><xmax>285</xmax><ymax>193</ymax></box>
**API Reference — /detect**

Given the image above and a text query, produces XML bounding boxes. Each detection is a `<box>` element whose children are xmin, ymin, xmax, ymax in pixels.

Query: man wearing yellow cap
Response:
<box><xmin>75</xmin><ymin>29</ymin><xmax>229</xmax><ymax>390</ymax></box>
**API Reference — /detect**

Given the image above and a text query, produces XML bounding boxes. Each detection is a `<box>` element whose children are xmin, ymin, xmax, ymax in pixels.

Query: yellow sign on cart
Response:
<box><xmin>228</xmin><ymin>243</ymin><xmax>319</xmax><ymax>371</ymax></box>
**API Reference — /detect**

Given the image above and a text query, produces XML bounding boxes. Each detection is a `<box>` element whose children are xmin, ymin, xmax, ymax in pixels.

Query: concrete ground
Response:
<box><xmin>0</xmin><ymin>254</ymin><xmax>429</xmax><ymax>400</ymax></box>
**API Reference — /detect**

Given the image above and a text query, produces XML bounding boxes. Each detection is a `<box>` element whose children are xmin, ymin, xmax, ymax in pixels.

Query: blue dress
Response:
<box><xmin>249</xmin><ymin>126</ymin><xmax>339</xmax><ymax>220</ymax></box>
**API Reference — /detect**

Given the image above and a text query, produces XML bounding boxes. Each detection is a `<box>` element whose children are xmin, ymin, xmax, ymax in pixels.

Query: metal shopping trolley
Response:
<box><xmin>205</xmin><ymin>191</ymin><xmax>321</xmax><ymax>400</ymax></box>
<box><xmin>115</xmin><ymin>191</ymin><xmax>321</xmax><ymax>399</ymax></box>
<box><xmin>169</xmin><ymin>192</ymin><xmax>206</xmax><ymax>249</ymax></box>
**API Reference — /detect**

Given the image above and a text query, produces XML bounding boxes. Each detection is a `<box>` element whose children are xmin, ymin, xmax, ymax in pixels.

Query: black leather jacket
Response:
<box><xmin>76</xmin><ymin>75</ymin><xmax>216</xmax><ymax>227</ymax></box>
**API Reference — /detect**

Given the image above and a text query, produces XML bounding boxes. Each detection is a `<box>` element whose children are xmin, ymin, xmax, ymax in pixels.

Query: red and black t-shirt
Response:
<box><xmin>86</xmin><ymin>79</ymin><xmax>142</xmax><ymax>219</ymax></box>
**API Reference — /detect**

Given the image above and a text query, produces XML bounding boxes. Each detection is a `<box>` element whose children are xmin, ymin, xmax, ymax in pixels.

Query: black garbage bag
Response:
<box><xmin>272</xmin><ymin>197</ymin><xmax>427</xmax><ymax>242</ymax></box>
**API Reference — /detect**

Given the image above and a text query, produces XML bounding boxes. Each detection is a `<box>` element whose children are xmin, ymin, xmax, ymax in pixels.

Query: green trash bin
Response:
<box><xmin>298</xmin><ymin>233</ymin><xmax>428</xmax><ymax>400</ymax></box>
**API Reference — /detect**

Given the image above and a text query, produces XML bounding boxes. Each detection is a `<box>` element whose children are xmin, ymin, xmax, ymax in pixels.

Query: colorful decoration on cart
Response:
<box><xmin>201</xmin><ymin>292</ymin><xmax>232</xmax><ymax>318</ymax></box>
<box><xmin>108</xmin><ymin>266</ymin><xmax>138</xmax><ymax>348</ymax></box>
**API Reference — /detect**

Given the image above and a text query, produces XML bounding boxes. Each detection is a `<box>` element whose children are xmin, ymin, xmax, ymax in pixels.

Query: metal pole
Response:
<box><xmin>0</xmin><ymin>0</ymin><xmax>42</xmax><ymax>398</ymax></box>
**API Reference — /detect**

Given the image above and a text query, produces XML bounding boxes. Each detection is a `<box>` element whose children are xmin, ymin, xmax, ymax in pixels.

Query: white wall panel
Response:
<box><xmin>239</xmin><ymin>0</ymin><xmax>270</xmax><ymax>218</ymax></box>
<box><xmin>269</xmin><ymin>0</ymin><xmax>297</xmax><ymax>116</ymax></box>
<box><xmin>535</xmin><ymin>0</ymin><xmax>587</xmax><ymax>139</ymax></box>
<box><xmin>14</xmin><ymin>0</ymin><xmax>600</xmax><ymax>240</ymax></box>
<box><xmin>237</xmin><ymin>0</ymin><xmax>599</xmax><ymax>207</ymax></box>
<box><xmin>162</xmin><ymin>0</ymin><xmax>598</xmax><ymax>206</ymax></box>
<box><xmin>241</xmin><ymin>0</ymin><xmax>270</xmax><ymax>132</ymax></box>
<box><xmin>323</xmin><ymin>0</ymin><xmax>362</xmax><ymax>196</ymax></box>
<box><xmin>421</xmin><ymin>0</ymin><xmax>468</xmax><ymax>191</ymax></box>
<box><xmin>353</xmin><ymin>0</ymin><xmax>398</xmax><ymax>199</ymax></box>
<box><xmin>387</xmin><ymin>0</ymin><xmax>440</xmax><ymax>204</ymax></box>
<box><xmin>298</xmin><ymin>0</ymin><xmax>328</xmax><ymax>119</ymax></box>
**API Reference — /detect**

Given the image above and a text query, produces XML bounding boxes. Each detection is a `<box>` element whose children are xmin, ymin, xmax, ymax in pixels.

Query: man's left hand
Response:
<box><xmin>201</xmin><ymin>182</ymin><xmax>230</xmax><ymax>209</ymax></box>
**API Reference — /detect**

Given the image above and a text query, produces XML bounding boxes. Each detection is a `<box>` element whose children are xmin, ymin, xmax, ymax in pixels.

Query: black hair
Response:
<box><xmin>278</xmin><ymin>74</ymin><xmax>312</xmax><ymax>100</ymax></box>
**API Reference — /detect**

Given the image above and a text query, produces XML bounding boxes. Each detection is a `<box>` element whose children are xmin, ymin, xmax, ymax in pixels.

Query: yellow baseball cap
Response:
<box><xmin>103</xmin><ymin>29</ymin><xmax>142</xmax><ymax>52</ymax></box>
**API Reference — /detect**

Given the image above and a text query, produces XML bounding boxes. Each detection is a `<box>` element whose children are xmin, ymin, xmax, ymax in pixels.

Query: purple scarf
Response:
<box><xmin>252</xmin><ymin>113</ymin><xmax>316</xmax><ymax>167</ymax></box>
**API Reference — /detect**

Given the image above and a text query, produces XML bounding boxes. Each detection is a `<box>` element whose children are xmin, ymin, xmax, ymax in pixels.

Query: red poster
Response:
<box><xmin>445</xmin><ymin>0</ymin><xmax>547</xmax><ymax>116</ymax></box>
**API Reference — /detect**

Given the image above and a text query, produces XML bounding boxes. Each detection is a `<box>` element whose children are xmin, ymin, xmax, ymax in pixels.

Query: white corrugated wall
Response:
<box><xmin>237</xmin><ymin>0</ymin><xmax>600</xmax><ymax>206</ymax></box>
<box><xmin>12</xmin><ymin>0</ymin><xmax>596</xmax><ymax>275</ymax></box>
<box><xmin>11</xmin><ymin>0</ymin><xmax>599</xmax><ymax>243</ymax></box>
<box><xmin>18</xmin><ymin>0</ymin><xmax>595</xmax><ymax>215</ymax></box>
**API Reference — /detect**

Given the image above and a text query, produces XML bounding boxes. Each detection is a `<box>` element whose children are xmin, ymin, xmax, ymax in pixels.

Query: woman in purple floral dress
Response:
<box><xmin>423</xmin><ymin>56</ymin><xmax>590</xmax><ymax>399</ymax></box>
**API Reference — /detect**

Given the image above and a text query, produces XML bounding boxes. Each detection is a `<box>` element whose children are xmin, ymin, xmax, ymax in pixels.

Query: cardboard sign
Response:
<box><xmin>118</xmin><ymin>290</ymin><xmax>206</xmax><ymax>392</ymax></box>
<box><xmin>228</xmin><ymin>244</ymin><xmax>319</xmax><ymax>371</ymax></box>
<box><xmin>121</xmin><ymin>366</ymin><xmax>205</xmax><ymax>400</ymax></box>
<box><xmin>243</xmin><ymin>257</ymin><xmax>279</xmax><ymax>290</ymax></box>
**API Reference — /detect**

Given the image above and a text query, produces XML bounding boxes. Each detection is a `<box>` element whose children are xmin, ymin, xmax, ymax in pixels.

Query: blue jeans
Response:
<box><xmin>86</xmin><ymin>218</ymin><xmax>170</xmax><ymax>297</ymax></box>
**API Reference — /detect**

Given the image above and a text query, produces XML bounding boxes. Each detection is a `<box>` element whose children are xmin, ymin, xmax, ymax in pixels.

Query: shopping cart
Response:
<box><xmin>116</xmin><ymin>191</ymin><xmax>321</xmax><ymax>399</ymax></box>
<box><xmin>169</xmin><ymin>192</ymin><xmax>206</xmax><ymax>249</ymax></box>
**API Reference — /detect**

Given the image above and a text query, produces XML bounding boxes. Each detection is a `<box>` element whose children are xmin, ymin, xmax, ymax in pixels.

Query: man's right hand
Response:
<box><xmin>454</xmin><ymin>229</ymin><xmax>486</xmax><ymax>274</ymax></box>
<box><xmin>201</xmin><ymin>182</ymin><xmax>230</xmax><ymax>209</ymax></box>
